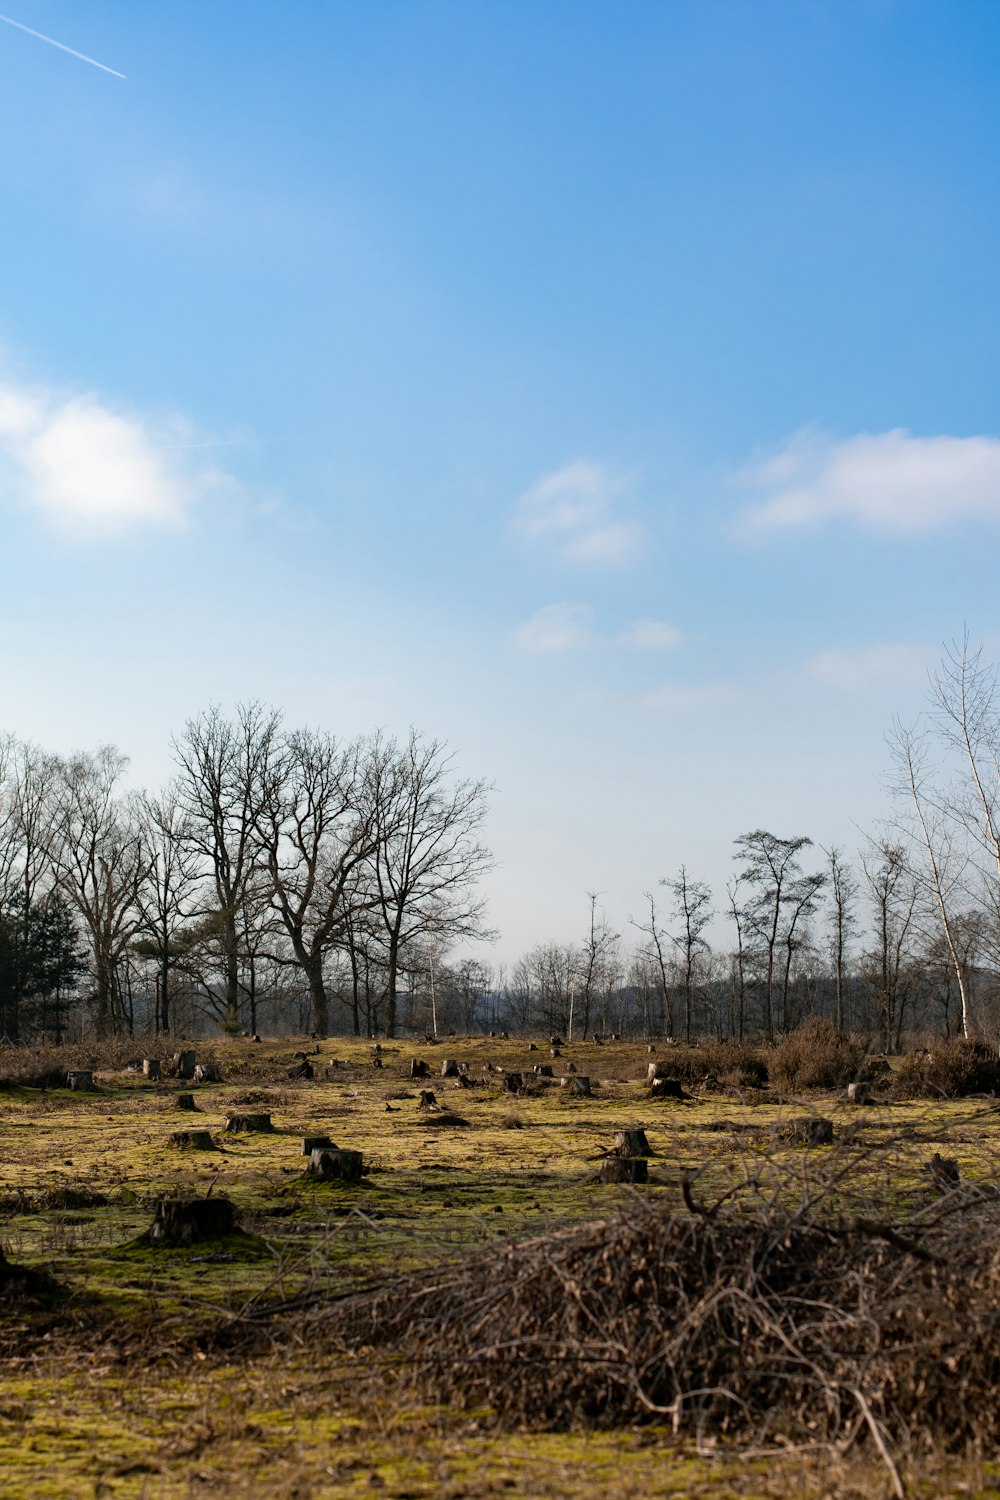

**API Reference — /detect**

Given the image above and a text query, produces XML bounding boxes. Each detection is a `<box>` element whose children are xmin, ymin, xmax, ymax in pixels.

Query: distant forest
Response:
<box><xmin>3</xmin><ymin>636</ymin><xmax>1000</xmax><ymax>1049</ymax></box>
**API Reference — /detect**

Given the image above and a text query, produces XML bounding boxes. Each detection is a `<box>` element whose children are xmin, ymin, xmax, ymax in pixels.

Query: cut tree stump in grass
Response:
<box><xmin>409</xmin><ymin>1058</ymin><xmax>430</xmax><ymax>1080</ymax></box>
<box><xmin>928</xmin><ymin>1152</ymin><xmax>960</xmax><ymax>1192</ymax></box>
<box><xmin>175</xmin><ymin>1093</ymin><xmax>197</xmax><ymax>1111</ymax></box>
<box><xmin>419</xmin><ymin>1090</ymin><xmax>437</xmax><ymax>1108</ymax></box>
<box><xmin>307</xmin><ymin>1147</ymin><xmax>363</xmax><ymax>1183</ymax></box>
<box><xmin>649</xmin><ymin>1077</ymin><xmax>685</xmax><ymax>1100</ymax></box>
<box><xmin>598</xmin><ymin>1156</ymin><xmax>648</xmax><ymax>1184</ymax></box>
<box><xmin>561</xmin><ymin>1074</ymin><xmax>591</xmax><ymax>1096</ymax></box>
<box><xmin>847</xmin><ymin>1081</ymin><xmax>873</xmax><ymax>1104</ymax></box>
<box><xmin>503</xmin><ymin>1072</ymin><xmax>523</xmax><ymax>1094</ymax></box>
<box><xmin>194</xmin><ymin>1063</ymin><xmax>221</xmax><ymax>1084</ymax></box>
<box><xmin>287</xmin><ymin>1061</ymin><xmax>314</xmax><ymax>1080</ymax></box>
<box><xmin>173</xmin><ymin>1051</ymin><xmax>196</xmax><ymax>1080</ymax></box>
<box><xmin>302</xmin><ymin>1134</ymin><xmax>335</xmax><ymax>1155</ymax></box>
<box><xmin>792</xmin><ymin>1117</ymin><xmax>834</xmax><ymax>1146</ymax></box>
<box><xmin>550</xmin><ymin>1047</ymin><xmax>561</xmax><ymax>1058</ymax></box>
<box><xmin>613</xmin><ymin>1128</ymin><xmax>651</xmax><ymax>1158</ymax></box>
<box><xmin>143</xmin><ymin>1058</ymin><xmax>161</xmax><ymax>1081</ymax></box>
<box><xmin>441</xmin><ymin>1059</ymin><xmax>459</xmax><ymax>1077</ymax></box>
<box><xmin>66</xmin><ymin>1071</ymin><xmax>93</xmax><ymax>1091</ymax></box>
<box><xmin>224</xmin><ymin>1113</ymin><xmax>273</xmax><ymax>1133</ymax></box>
<box><xmin>533</xmin><ymin>1064</ymin><xmax>554</xmax><ymax>1078</ymax></box>
<box><xmin>372</xmin><ymin>1056</ymin><xmax>383</xmax><ymax>1070</ymax></box>
<box><xmin>150</xmin><ymin>1196</ymin><xmax>235</xmax><ymax>1246</ymax></box>
<box><xmin>169</xmin><ymin>1130</ymin><xmax>215</xmax><ymax>1150</ymax></box>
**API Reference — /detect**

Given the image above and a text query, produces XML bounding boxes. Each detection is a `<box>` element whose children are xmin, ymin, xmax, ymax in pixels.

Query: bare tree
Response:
<box><xmin>666</xmin><ymin>866</ymin><xmax>712</xmax><ymax>1044</ymax></box>
<box><xmin>824</xmin><ymin>846</ymin><xmax>858</xmax><ymax>1030</ymax></box>
<box><xmin>630</xmin><ymin>891</ymin><xmax>672</xmax><ymax>1038</ymax></box>
<box><xmin>572</xmin><ymin>892</ymin><xmax>617</xmax><ymax>1040</ymax></box>
<box><xmin>256</xmin><ymin>728</ymin><xmax>380</xmax><ymax>1036</ymax></box>
<box><xmin>135</xmin><ymin>785</ymin><xmax>201</xmax><ymax>1034</ymax></box>
<box><xmin>732</xmin><ymin>831</ymin><xmax>825</xmax><ymax>1040</ymax></box>
<box><xmin>173</xmin><ymin>704</ymin><xmax>280</xmax><ymax>1034</ymax></box>
<box><xmin>887</xmin><ymin>720</ymin><xmax>973</xmax><ymax>1038</ymax></box>
<box><xmin>47</xmin><ymin>746</ymin><xmax>149</xmax><ymax>1036</ymax></box>
<box><xmin>369</xmin><ymin>731</ymin><xmax>493</xmax><ymax>1038</ymax></box>
<box><xmin>861</xmin><ymin>839</ymin><xmax>918</xmax><ymax>1050</ymax></box>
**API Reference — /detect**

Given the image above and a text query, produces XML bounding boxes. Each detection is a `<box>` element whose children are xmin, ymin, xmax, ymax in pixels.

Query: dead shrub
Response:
<box><xmin>499</xmin><ymin>1109</ymin><xmax>526</xmax><ymax>1129</ymax></box>
<box><xmin>769</xmin><ymin>1018</ymin><xmax>867</xmax><ymax>1093</ymax></box>
<box><xmin>307</xmin><ymin>1181</ymin><xmax>1000</xmax><ymax>1474</ymax></box>
<box><xmin>655</xmin><ymin>1039</ymin><xmax>769</xmax><ymax>1090</ymax></box>
<box><xmin>894</xmin><ymin>1037</ymin><xmax>1000</xmax><ymax>1098</ymax></box>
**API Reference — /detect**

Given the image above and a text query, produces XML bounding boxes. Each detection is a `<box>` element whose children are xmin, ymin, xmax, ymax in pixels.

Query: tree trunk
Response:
<box><xmin>306</xmin><ymin>953</ymin><xmax>328</xmax><ymax>1037</ymax></box>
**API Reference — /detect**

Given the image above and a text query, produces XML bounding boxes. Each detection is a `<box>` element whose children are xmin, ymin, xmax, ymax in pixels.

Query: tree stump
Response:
<box><xmin>441</xmin><ymin>1059</ymin><xmax>459</xmax><ymax>1078</ymax></box>
<box><xmin>373</xmin><ymin>1043</ymin><xmax>382</xmax><ymax>1054</ymax></box>
<box><xmin>287</xmin><ymin>1060</ymin><xmax>314</xmax><ymax>1080</ymax></box>
<box><xmin>372</xmin><ymin>1056</ymin><xmax>383</xmax><ymax>1069</ymax></box>
<box><xmin>534</xmin><ymin>1064</ymin><xmax>554</xmax><ymax>1078</ymax></box>
<box><xmin>613</xmin><ymin>1128</ymin><xmax>651</xmax><ymax>1158</ymax></box>
<box><xmin>409</xmin><ymin>1058</ymin><xmax>430</xmax><ymax>1080</ymax></box>
<box><xmin>598</xmin><ymin>1156</ymin><xmax>648</xmax><ymax>1184</ymax></box>
<box><xmin>847</xmin><ymin>1081</ymin><xmax>872</xmax><ymax>1104</ymax></box>
<box><xmin>66</xmin><ymin>1071</ymin><xmax>93</xmax><ymax>1091</ymax></box>
<box><xmin>194</xmin><ymin>1063</ymin><xmax>221</xmax><ymax>1083</ymax></box>
<box><xmin>173</xmin><ymin>1051</ymin><xmax>196</xmax><ymax>1081</ymax></box>
<box><xmin>419</xmin><ymin>1090</ymin><xmax>437</xmax><ymax>1108</ymax></box>
<box><xmin>562</xmin><ymin>1074</ymin><xmax>591</xmax><ymax>1096</ymax></box>
<box><xmin>302</xmin><ymin>1134</ymin><xmax>335</xmax><ymax>1156</ymax></box>
<box><xmin>143</xmin><ymin>1058</ymin><xmax>161</xmax><ymax>1081</ymax></box>
<box><xmin>928</xmin><ymin>1152</ymin><xmax>960</xmax><ymax>1192</ymax></box>
<box><xmin>550</xmin><ymin>1047</ymin><xmax>561</xmax><ymax>1058</ymax></box>
<box><xmin>647</xmin><ymin>1044</ymin><xmax>656</xmax><ymax>1054</ymax></box>
<box><xmin>550</xmin><ymin>1036</ymin><xmax>563</xmax><ymax>1047</ymax></box>
<box><xmin>150</xmin><ymin>1196</ymin><xmax>235</xmax><ymax>1245</ymax></box>
<box><xmin>175</xmin><ymin>1093</ymin><xmax>197</xmax><ymax>1111</ymax></box>
<box><xmin>307</xmin><ymin>1147</ymin><xmax>363</xmax><ymax>1182</ymax></box>
<box><xmin>528</xmin><ymin>1042</ymin><xmax>538</xmax><ymax>1052</ymax></box>
<box><xmin>503</xmin><ymin>1072</ymin><xmax>523</xmax><ymax>1094</ymax></box>
<box><xmin>224</xmin><ymin>1113</ymin><xmax>273</xmax><ymax>1133</ymax></box>
<box><xmin>793</xmin><ymin>1117</ymin><xmax>834</xmax><ymax>1146</ymax></box>
<box><xmin>649</xmin><ymin>1077</ymin><xmax>684</xmax><ymax>1100</ymax></box>
<box><xmin>169</xmin><ymin>1130</ymin><xmax>215</xmax><ymax>1150</ymax></box>
<box><xmin>566</xmin><ymin>1061</ymin><xmax>577</xmax><ymax>1074</ymax></box>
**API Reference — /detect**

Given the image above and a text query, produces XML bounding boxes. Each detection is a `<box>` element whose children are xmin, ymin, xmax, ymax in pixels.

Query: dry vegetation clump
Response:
<box><xmin>769</xmin><ymin>1018</ymin><xmax>868</xmax><ymax>1093</ymax></box>
<box><xmin>653</xmin><ymin>1039</ymin><xmax>769</xmax><ymax>1090</ymax></box>
<box><xmin>309</xmin><ymin>1182</ymin><xmax>1000</xmax><ymax>1480</ymax></box>
<box><xmin>893</xmin><ymin>1037</ymin><xmax>1000</xmax><ymax>1098</ymax></box>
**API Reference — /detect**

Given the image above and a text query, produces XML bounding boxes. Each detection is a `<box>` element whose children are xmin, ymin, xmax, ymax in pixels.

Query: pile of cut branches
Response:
<box><xmin>303</xmin><ymin>1182</ymin><xmax>1000</xmax><ymax>1486</ymax></box>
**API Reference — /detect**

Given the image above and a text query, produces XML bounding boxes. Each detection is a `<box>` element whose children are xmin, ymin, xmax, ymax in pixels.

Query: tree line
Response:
<box><xmin>4</xmin><ymin>636</ymin><xmax>1000</xmax><ymax>1048</ymax></box>
<box><xmin>0</xmin><ymin>707</ymin><xmax>491</xmax><ymax>1041</ymax></box>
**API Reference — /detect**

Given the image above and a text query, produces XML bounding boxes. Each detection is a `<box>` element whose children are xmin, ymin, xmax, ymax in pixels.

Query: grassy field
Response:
<box><xmin>2</xmin><ymin>1034</ymin><xmax>999</xmax><ymax>1498</ymax></box>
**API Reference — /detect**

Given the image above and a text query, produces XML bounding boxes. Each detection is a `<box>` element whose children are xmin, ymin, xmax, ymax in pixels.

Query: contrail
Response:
<box><xmin>0</xmin><ymin>12</ymin><xmax>125</xmax><ymax>78</ymax></box>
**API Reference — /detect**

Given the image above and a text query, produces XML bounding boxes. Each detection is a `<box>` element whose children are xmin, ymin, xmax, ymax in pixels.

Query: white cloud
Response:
<box><xmin>618</xmin><ymin>618</ymin><xmax>683</xmax><ymax>651</ymax></box>
<box><xmin>740</xmin><ymin>427</ymin><xmax>1000</xmax><ymax>532</ymax></box>
<box><xmin>805</xmin><ymin>643</ymin><xmax>929</xmax><ymax>688</ymax></box>
<box><xmin>513</xmin><ymin>460</ymin><xmax>644</xmax><ymax>565</ymax></box>
<box><xmin>513</xmin><ymin>602</ymin><xmax>595</xmax><ymax>653</ymax></box>
<box><xmin>0</xmin><ymin>379</ymin><xmax>233</xmax><ymax>533</ymax></box>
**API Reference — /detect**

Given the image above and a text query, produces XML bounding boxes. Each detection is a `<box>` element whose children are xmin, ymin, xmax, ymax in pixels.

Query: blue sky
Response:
<box><xmin>1</xmin><ymin>0</ymin><xmax>999</xmax><ymax>960</ymax></box>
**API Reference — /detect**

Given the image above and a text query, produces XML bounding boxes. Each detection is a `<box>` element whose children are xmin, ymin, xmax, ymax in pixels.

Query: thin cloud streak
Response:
<box><xmin>0</xmin><ymin>12</ymin><xmax>126</xmax><ymax>78</ymax></box>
